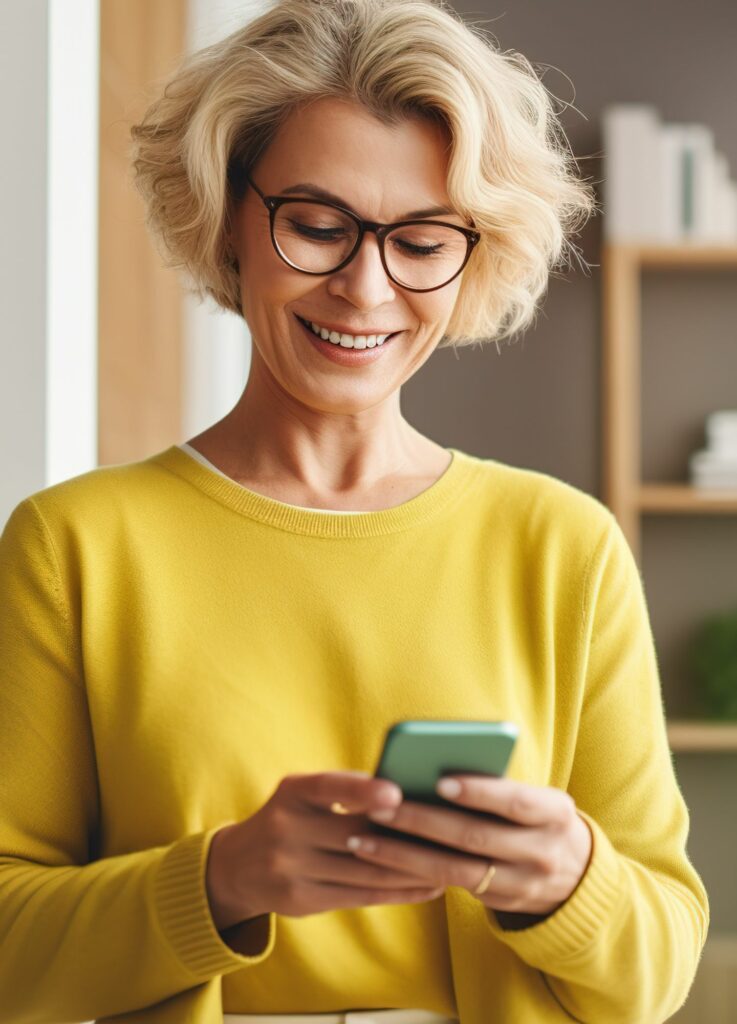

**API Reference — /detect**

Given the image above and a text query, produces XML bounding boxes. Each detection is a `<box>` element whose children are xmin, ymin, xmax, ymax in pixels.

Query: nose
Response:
<box><xmin>326</xmin><ymin>230</ymin><xmax>397</xmax><ymax>308</ymax></box>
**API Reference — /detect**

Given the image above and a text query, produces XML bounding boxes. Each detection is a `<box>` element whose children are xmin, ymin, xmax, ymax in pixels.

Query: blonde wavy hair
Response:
<box><xmin>129</xmin><ymin>0</ymin><xmax>598</xmax><ymax>348</ymax></box>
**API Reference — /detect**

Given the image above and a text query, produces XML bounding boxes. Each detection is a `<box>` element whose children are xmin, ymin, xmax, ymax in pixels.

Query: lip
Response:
<box><xmin>295</xmin><ymin>313</ymin><xmax>403</xmax><ymax>338</ymax></box>
<box><xmin>295</xmin><ymin>313</ymin><xmax>396</xmax><ymax>364</ymax></box>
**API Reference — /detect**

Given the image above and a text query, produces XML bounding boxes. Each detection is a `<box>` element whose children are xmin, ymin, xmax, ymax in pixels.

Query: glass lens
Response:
<box><xmin>273</xmin><ymin>202</ymin><xmax>358</xmax><ymax>272</ymax></box>
<box><xmin>384</xmin><ymin>223</ymin><xmax>468</xmax><ymax>289</ymax></box>
<box><xmin>273</xmin><ymin>202</ymin><xmax>468</xmax><ymax>288</ymax></box>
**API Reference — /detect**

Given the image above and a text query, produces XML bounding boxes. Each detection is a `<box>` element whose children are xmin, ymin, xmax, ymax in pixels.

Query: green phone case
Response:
<box><xmin>368</xmin><ymin>719</ymin><xmax>519</xmax><ymax>850</ymax></box>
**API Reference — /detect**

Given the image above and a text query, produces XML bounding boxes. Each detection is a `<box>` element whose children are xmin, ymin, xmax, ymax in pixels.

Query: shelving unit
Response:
<box><xmin>667</xmin><ymin>720</ymin><xmax>737</xmax><ymax>752</ymax></box>
<box><xmin>601</xmin><ymin>242</ymin><xmax>737</xmax><ymax>753</ymax></box>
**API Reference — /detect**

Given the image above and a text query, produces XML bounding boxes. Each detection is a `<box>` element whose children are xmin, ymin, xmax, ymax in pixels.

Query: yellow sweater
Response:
<box><xmin>0</xmin><ymin>443</ymin><xmax>708</xmax><ymax>1024</ymax></box>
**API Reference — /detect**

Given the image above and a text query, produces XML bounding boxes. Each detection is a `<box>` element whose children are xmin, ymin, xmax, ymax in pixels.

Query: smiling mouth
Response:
<box><xmin>294</xmin><ymin>314</ymin><xmax>400</xmax><ymax>348</ymax></box>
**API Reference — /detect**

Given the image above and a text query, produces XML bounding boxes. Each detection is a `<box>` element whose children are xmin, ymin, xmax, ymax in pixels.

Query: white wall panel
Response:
<box><xmin>0</xmin><ymin>0</ymin><xmax>98</xmax><ymax>525</ymax></box>
<box><xmin>181</xmin><ymin>1</ymin><xmax>272</xmax><ymax>439</ymax></box>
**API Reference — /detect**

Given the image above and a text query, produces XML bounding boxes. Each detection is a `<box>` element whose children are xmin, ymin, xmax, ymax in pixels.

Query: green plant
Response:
<box><xmin>689</xmin><ymin>606</ymin><xmax>737</xmax><ymax>720</ymax></box>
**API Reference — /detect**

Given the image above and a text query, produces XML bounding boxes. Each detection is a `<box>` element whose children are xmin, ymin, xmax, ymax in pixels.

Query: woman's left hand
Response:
<box><xmin>345</xmin><ymin>775</ymin><xmax>593</xmax><ymax>917</ymax></box>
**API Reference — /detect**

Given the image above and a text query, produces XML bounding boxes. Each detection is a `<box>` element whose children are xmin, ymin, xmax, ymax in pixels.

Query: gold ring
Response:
<box><xmin>473</xmin><ymin>862</ymin><xmax>497</xmax><ymax>895</ymax></box>
<box><xmin>330</xmin><ymin>801</ymin><xmax>351</xmax><ymax>815</ymax></box>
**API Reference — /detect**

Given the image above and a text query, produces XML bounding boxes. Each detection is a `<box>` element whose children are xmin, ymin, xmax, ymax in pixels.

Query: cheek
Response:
<box><xmin>240</xmin><ymin>240</ymin><xmax>306</xmax><ymax>313</ymax></box>
<box><xmin>436</xmin><ymin>282</ymin><xmax>464</xmax><ymax>331</ymax></box>
<box><xmin>410</xmin><ymin>291</ymin><xmax>459</xmax><ymax>335</ymax></box>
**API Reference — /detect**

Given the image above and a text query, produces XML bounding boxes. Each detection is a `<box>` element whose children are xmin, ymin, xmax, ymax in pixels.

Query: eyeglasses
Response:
<box><xmin>244</xmin><ymin>172</ymin><xmax>481</xmax><ymax>293</ymax></box>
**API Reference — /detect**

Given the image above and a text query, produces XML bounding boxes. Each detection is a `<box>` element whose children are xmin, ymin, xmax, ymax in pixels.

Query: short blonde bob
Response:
<box><xmin>130</xmin><ymin>0</ymin><xmax>598</xmax><ymax>348</ymax></box>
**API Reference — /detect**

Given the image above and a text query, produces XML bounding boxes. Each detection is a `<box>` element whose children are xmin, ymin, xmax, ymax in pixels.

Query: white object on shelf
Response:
<box><xmin>680</xmin><ymin>124</ymin><xmax>719</xmax><ymax>243</ymax></box>
<box><xmin>706</xmin><ymin>410</ymin><xmax>737</xmax><ymax>455</ymax></box>
<box><xmin>689</xmin><ymin>410</ymin><xmax>737</xmax><ymax>489</ymax></box>
<box><xmin>602</xmin><ymin>105</ymin><xmax>737</xmax><ymax>245</ymax></box>
<box><xmin>690</xmin><ymin>474</ymin><xmax>737</xmax><ymax>490</ymax></box>
<box><xmin>710</xmin><ymin>154</ymin><xmax>737</xmax><ymax>243</ymax></box>
<box><xmin>602</xmin><ymin>104</ymin><xmax>661</xmax><ymax>243</ymax></box>
<box><xmin>692</xmin><ymin>477</ymin><xmax>737</xmax><ymax>489</ymax></box>
<box><xmin>691</xmin><ymin>452</ymin><xmax>737</xmax><ymax>469</ymax></box>
<box><xmin>656</xmin><ymin>125</ymin><xmax>690</xmax><ymax>244</ymax></box>
<box><xmin>707</xmin><ymin>409</ymin><xmax>737</xmax><ymax>433</ymax></box>
<box><xmin>725</xmin><ymin>180</ymin><xmax>737</xmax><ymax>242</ymax></box>
<box><xmin>689</xmin><ymin>451</ymin><xmax>737</xmax><ymax>489</ymax></box>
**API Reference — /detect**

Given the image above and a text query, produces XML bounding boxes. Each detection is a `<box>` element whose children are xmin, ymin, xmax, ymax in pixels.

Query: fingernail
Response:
<box><xmin>436</xmin><ymin>778</ymin><xmax>462</xmax><ymax>798</ymax></box>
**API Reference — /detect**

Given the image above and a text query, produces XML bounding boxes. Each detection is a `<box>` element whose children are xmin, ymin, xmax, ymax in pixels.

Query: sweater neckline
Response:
<box><xmin>152</xmin><ymin>444</ymin><xmax>483</xmax><ymax>537</ymax></box>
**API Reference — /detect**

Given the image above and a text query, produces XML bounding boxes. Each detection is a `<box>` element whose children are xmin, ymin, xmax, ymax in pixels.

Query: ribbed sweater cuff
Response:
<box><xmin>153</xmin><ymin>825</ymin><xmax>277</xmax><ymax>978</ymax></box>
<box><xmin>483</xmin><ymin>809</ymin><xmax>623</xmax><ymax>966</ymax></box>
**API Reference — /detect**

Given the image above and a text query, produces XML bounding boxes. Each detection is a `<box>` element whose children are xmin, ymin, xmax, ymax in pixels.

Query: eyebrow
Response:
<box><xmin>280</xmin><ymin>182</ymin><xmax>456</xmax><ymax>220</ymax></box>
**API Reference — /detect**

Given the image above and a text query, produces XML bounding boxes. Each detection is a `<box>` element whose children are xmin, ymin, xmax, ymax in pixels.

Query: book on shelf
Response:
<box><xmin>602</xmin><ymin>103</ymin><xmax>737</xmax><ymax>245</ymax></box>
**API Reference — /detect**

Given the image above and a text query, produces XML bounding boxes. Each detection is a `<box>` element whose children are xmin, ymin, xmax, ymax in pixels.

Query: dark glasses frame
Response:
<box><xmin>245</xmin><ymin>171</ymin><xmax>481</xmax><ymax>293</ymax></box>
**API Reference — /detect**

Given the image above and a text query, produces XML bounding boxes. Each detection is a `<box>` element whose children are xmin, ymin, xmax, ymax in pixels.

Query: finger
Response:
<box><xmin>283</xmin><ymin>771</ymin><xmax>403</xmax><ymax>815</ymax></box>
<box><xmin>436</xmin><ymin>774</ymin><xmax>575</xmax><ymax>828</ymax></box>
<box><xmin>345</xmin><ymin>830</ymin><xmax>524</xmax><ymax>900</ymax></box>
<box><xmin>366</xmin><ymin>799</ymin><xmax>548</xmax><ymax>865</ymax></box>
<box><xmin>346</xmin><ymin>832</ymin><xmax>547</xmax><ymax>910</ymax></box>
<box><xmin>300</xmin><ymin>848</ymin><xmax>445</xmax><ymax>891</ymax></box>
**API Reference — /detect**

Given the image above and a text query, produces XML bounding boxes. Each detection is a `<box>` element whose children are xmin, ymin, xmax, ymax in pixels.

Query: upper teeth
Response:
<box><xmin>304</xmin><ymin>317</ymin><xmax>392</xmax><ymax>349</ymax></box>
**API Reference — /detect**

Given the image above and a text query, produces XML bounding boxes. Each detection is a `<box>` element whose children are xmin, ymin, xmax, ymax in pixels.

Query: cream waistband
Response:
<box><xmin>224</xmin><ymin>1010</ymin><xmax>457</xmax><ymax>1024</ymax></box>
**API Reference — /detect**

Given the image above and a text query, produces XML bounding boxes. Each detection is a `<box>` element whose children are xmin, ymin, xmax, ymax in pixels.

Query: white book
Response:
<box><xmin>723</xmin><ymin>179</ymin><xmax>737</xmax><ymax>243</ymax></box>
<box><xmin>602</xmin><ymin>105</ymin><xmax>661</xmax><ymax>242</ymax></box>
<box><xmin>711</xmin><ymin>153</ymin><xmax>730</xmax><ymax>243</ymax></box>
<box><xmin>680</xmin><ymin>124</ymin><xmax>718</xmax><ymax>243</ymax></box>
<box><xmin>656</xmin><ymin>125</ymin><xmax>689</xmax><ymax>244</ymax></box>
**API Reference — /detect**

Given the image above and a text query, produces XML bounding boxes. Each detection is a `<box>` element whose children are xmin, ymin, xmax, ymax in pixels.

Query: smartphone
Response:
<box><xmin>368</xmin><ymin>719</ymin><xmax>519</xmax><ymax>850</ymax></box>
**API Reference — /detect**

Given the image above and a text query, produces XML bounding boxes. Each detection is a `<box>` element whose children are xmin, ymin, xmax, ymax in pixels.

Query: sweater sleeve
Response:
<box><xmin>483</xmin><ymin>510</ymin><xmax>709</xmax><ymax>1024</ymax></box>
<box><xmin>0</xmin><ymin>497</ymin><xmax>277</xmax><ymax>1024</ymax></box>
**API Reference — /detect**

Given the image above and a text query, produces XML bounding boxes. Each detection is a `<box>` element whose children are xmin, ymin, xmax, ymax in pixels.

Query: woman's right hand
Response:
<box><xmin>205</xmin><ymin>771</ymin><xmax>444</xmax><ymax>930</ymax></box>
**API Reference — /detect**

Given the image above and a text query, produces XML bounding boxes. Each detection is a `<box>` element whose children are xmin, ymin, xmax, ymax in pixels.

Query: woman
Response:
<box><xmin>0</xmin><ymin>0</ymin><xmax>708</xmax><ymax>1022</ymax></box>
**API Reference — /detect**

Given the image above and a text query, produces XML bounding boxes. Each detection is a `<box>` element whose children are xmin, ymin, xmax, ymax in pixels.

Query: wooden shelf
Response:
<box><xmin>667</xmin><ymin>720</ymin><xmax>737</xmax><ymax>751</ymax></box>
<box><xmin>608</xmin><ymin>243</ymin><xmax>737</xmax><ymax>268</ymax></box>
<box><xmin>639</xmin><ymin>484</ymin><xmax>737</xmax><ymax>513</ymax></box>
<box><xmin>603</xmin><ymin>244</ymin><xmax>737</xmax><ymax>759</ymax></box>
<box><xmin>602</xmin><ymin>242</ymin><xmax>737</xmax><ymax>560</ymax></box>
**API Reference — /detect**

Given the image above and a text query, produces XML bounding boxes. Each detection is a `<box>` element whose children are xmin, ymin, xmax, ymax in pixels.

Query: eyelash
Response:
<box><xmin>290</xmin><ymin>222</ymin><xmax>445</xmax><ymax>255</ymax></box>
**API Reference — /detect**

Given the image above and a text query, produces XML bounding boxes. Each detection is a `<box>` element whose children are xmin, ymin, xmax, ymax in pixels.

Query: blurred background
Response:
<box><xmin>1</xmin><ymin>1</ymin><xmax>735</xmax><ymax>1019</ymax></box>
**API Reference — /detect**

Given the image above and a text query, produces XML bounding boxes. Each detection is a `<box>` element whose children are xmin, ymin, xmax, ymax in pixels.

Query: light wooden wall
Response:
<box><xmin>98</xmin><ymin>0</ymin><xmax>186</xmax><ymax>465</ymax></box>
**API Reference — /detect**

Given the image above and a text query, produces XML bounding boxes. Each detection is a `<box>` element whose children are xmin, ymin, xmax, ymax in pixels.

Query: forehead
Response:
<box><xmin>257</xmin><ymin>96</ymin><xmax>453</xmax><ymax>213</ymax></box>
